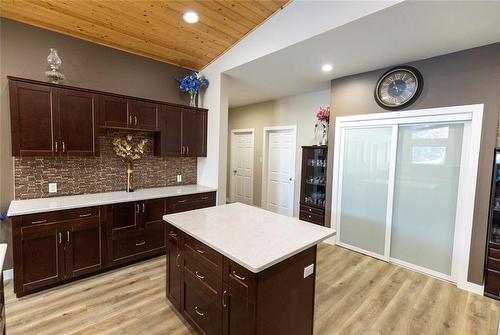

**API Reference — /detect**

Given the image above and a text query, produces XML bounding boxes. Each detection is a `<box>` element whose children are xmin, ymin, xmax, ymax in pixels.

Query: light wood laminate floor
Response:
<box><xmin>5</xmin><ymin>244</ymin><xmax>500</xmax><ymax>335</ymax></box>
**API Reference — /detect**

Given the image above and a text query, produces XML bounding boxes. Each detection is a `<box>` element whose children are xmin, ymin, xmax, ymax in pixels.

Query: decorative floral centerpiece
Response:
<box><xmin>0</xmin><ymin>212</ymin><xmax>7</xmax><ymax>222</ymax></box>
<box><xmin>177</xmin><ymin>71</ymin><xmax>209</xmax><ymax>107</ymax></box>
<box><xmin>315</xmin><ymin>106</ymin><xmax>330</xmax><ymax>145</ymax></box>
<box><xmin>112</xmin><ymin>135</ymin><xmax>148</xmax><ymax>192</ymax></box>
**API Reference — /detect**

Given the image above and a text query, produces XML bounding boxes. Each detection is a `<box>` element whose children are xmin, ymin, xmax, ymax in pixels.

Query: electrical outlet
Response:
<box><xmin>48</xmin><ymin>183</ymin><xmax>57</xmax><ymax>193</ymax></box>
<box><xmin>177</xmin><ymin>175</ymin><xmax>182</xmax><ymax>183</ymax></box>
<box><xmin>303</xmin><ymin>264</ymin><xmax>314</xmax><ymax>278</ymax></box>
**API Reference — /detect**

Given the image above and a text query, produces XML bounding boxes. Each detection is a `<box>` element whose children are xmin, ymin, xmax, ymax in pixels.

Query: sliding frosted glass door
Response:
<box><xmin>390</xmin><ymin>123</ymin><xmax>464</xmax><ymax>276</ymax></box>
<box><xmin>338</xmin><ymin>127</ymin><xmax>392</xmax><ymax>257</ymax></box>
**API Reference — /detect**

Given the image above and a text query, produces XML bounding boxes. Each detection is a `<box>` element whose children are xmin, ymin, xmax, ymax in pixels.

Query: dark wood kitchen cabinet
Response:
<box><xmin>155</xmin><ymin>106</ymin><xmax>207</xmax><ymax>157</ymax></box>
<box><xmin>99</xmin><ymin>95</ymin><xmax>128</xmax><ymax>128</ymax></box>
<box><xmin>11</xmin><ymin>206</ymin><xmax>102</xmax><ymax>296</ymax></box>
<box><xmin>166</xmin><ymin>225</ymin><xmax>183</xmax><ymax>309</ymax></box>
<box><xmin>9</xmin><ymin>77</ymin><xmax>98</xmax><ymax>157</ymax></box>
<box><xmin>128</xmin><ymin>99</ymin><xmax>158</xmax><ymax>131</ymax></box>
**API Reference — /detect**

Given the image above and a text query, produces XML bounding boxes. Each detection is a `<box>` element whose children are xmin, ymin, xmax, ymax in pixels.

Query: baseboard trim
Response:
<box><xmin>3</xmin><ymin>269</ymin><xmax>13</xmax><ymax>282</ymax></box>
<box><xmin>458</xmin><ymin>280</ymin><xmax>484</xmax><ymax>295</ymax></box>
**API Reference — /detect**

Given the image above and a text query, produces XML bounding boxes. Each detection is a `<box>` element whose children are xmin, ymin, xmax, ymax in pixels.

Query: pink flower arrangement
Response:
<box><xmin>317</xmin><ymin>106</ymin><xmax>330</xmax><ymax>123</ymax></box>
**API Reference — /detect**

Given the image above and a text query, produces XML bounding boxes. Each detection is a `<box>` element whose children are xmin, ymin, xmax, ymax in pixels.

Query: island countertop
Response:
<box><xmin>163</xmin><ymin>202</ymin><xmax>336</xmax><ymax>273</ymax></box>
<box><xmin>8</xmin><ymin>184</ymin><xmax>216</xmax><ymax>217</ymax></box>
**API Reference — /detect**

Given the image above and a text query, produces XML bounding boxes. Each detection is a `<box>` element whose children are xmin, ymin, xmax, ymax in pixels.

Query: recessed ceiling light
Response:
<box><xmin>183</xmin><ymin>11</ymin><xmax>199</xmax><ymax>24</ymax></box>
<box><xmin>321</xmin><ymin>64</ymin><xmax>333</xmax><ymax>72</ymax></box>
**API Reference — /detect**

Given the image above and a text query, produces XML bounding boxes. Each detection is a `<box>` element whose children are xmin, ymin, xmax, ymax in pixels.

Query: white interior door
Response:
<box><xmin>264</xmin><ymin>127</ymin><xmax>296</xmax><ymax>216</ymax></box>
<box><xmin>230</xmin><ymin>129</ymin><xmax>254</xmax><ymax>205</ymax></box>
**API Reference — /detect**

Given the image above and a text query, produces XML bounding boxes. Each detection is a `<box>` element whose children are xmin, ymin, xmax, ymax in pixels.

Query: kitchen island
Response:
<box><xmin>163</xmin><ymin>202</ymin><xmax>335</xmax><ymax>335</ymax></box>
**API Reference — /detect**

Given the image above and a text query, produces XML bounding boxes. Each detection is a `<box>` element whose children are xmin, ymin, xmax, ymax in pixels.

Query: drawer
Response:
<box><xmin>184</xmin><ymin>235</ymin><xmax>223</xmax><ymax>273</ymax></box>
<box><xmin>224</xmin><ymin>258</ymin><xmax>256</xmax><ymax>301</ymax></box>
<box><xmin>299</xmin><ymin>210</ymin><xmax>324</xmax><ymax>225</ymax></box>
<box><xmin>113</xmin><ymin>234</ymin><xmax>150</xmax><ymax>260</ymax></box>
<box><xmin>145</xmin><ymin>221</ymin><xmax>165</xmax><ymax>250</ymax></box>
<box><xmin>485</xmin><ymin>269</ymin><xmax>500</xmax><ymax>296</ymax></box>
<box><xmin>167</xmin><ymin>192</ymin><xmax>216</xmax><ymax>213</ymax></box>
<box><xmin>300</xmin><ymin>204</ymin><xmax>324</xmax><ymax>216</ymax></box>
<box><xmin>488</xmin><ymin>257</ymin><xmax>500</xmax><ymax>271</ymax></box>
<box><xmin>184</xmin><ymin>276</ymin><xmax>221</xmax><ymax>335</ymax></box>
<box><xmin>184</xmin><ymin>254</ymin><xmax>222</xmax><ymax>306</ymax></box>
<box><xmin>21</xmin><ymin>207</ymin><xmax>99</xmax><ymax>226</ymax></box>
<box><xmin>489</xmin><ymin>248</ymin><xmax>500</xmax><ymax>259</ymax></box>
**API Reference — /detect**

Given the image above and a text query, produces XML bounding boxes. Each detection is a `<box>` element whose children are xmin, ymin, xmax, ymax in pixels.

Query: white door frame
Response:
<box><xmin>331</xmin><ymin>104</ymin><xmax>484</xmax><ymax>294</ymax></box>
<box><xmin>230</xmin><ymin>128</ymin><xmax>255</xmax><ymax>204</ymax></box>
<box><xmin>262</xmin><ymin>125</ymin><xmax>297</xmax><ymax>215</ymax></box>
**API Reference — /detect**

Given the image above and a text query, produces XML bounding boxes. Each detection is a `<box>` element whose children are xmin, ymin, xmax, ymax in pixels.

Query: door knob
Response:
<box><xmin>289</xmin><ymin>177</ymin><xmax>293</xmax><ymax>181</ymax></box>
<box><xmin>233</xmin><ymin>170</ymin><xmax>237</xmax><ymax>174</ymax></box>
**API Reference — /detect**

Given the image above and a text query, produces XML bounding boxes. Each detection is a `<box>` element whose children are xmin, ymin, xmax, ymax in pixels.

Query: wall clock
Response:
<box><xmin>374</xmin><ymin>66</ymin><xmax>423</xmax><ymax>110</ymax></box>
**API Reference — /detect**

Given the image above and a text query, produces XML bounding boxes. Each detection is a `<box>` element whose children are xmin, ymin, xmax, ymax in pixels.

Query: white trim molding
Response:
<box><xmin>331</xmin><ymin>104</ymin><xmax>484</xmax><ymax>294</ymax></box>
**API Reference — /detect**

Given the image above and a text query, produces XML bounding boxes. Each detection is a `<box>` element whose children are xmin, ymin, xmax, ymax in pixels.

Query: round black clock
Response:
<box><xmin>374</xmin><ymin>66</ymin><xmax>423</xmax><ymax>110</ymax></box>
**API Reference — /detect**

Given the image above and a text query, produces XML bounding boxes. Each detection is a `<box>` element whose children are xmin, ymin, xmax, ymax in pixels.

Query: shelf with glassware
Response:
<box><xmin>299</xmin><ymin>146</ymin><xmax>328</xmax><ymax>226</ymax></box>
<box><xmin>485</xmin><ymin>148</ymin><xmax>500</xmax><ymax>300</ymax></box>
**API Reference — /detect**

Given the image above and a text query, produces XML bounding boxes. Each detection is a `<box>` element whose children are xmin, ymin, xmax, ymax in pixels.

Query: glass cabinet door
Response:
<box><xmin>302</xmin><ymin>147</ymin><xmax>328</xmax><ymax>208</ymax></box>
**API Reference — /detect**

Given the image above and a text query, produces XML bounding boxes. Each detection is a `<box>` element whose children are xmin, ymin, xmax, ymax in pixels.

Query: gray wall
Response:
<box><xmin>0</xmin><ymin>19</ymin><xmax>192</xmax><ymax>269</ymax></box>
<box><xmin>329</xmin><ymin>43</ymin><xmax>500</xmax><ymax>285</ymax></box>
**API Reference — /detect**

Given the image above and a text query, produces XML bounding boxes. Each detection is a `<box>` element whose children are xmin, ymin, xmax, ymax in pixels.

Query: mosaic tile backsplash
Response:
<box><xmin>14</xmin><ymin>129</ymin><xmax>197</xmax><ymax>199</ymax></box>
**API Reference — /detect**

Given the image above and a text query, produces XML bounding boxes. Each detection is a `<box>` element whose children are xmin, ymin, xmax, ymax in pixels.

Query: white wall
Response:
<box><xmin>228</xmin><ymin>89</ymin><xmax>331</xmax><ymax>217</ymax></box>
<box><xmin>198</xmin><ymin>1</ymin><xmax>402</xmax><ymax>204</ymax></box>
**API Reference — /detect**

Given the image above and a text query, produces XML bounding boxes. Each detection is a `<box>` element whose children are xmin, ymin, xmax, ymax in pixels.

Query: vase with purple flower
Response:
<box><xmin>176</xmin><ymin>71</ymin><xmax>209</xmax><ymax>107</ymax></box>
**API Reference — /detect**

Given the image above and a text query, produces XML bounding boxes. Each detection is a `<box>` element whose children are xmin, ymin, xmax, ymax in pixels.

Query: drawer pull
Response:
<box><xmin>79</xmin><ymin>213</ymin><xmax>92</xmax><ymax>218</ymax></box>
<box><xmin>201</xmin><ymin>196</ymin><xmax>209</xmax><ymax>200</ymax></box>
<box><xmin>135</xmin><ymin>241</ymin><xmax>146</xmax><ymax>246</ymax></box>
<box><xmin>169</xmin><ymin>231</ymin><xmax>178</xmax><ymax>238</ymax></box>
<box><xmin>177</xmin><ymin>200</ymin><xmax>187</xmax><ymax>204</ymax></box>
<box><xmin>195</xmin><ymin>271</ymin><xmax>205</xmax><ymax>280</ymax></box>
<box><xmin>194</xmin><ymin>306</ymin><xmax>205</xmax><ymax>317</ymax></box>
<box><xmin>308</xmin><ymin>208</ymin><xmax>312</xmax><ymax>212</ymax></box>
<box><xmin>232</xmin><ymin>271</ymin><xmax>246</xmax><ymax>281</ymax></box>
<box><xmin>196</xmin><ymin>248</ymin><xmax>206</xmax><ymax>254</ymax></box>
<box><xmin>222</xmin><ymin>290</ymin><xmax>228</xmax><ymax>308</ymax></box>
<box><xmin>176</xmin><ymin>254</ymin><xmax>181</xmax><ymax>268</ymax></box>
<box><xmin>32</xmin><ymin>219</ymin><xmax>47</xmax><ymax>224</ymax></box>
<box><xmin>308</xmin><ymin>215</ymin><xmax>312</xmax><ymax>219</ymax></box>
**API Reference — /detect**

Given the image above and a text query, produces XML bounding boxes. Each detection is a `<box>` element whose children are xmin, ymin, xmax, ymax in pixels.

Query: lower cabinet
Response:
<box><xmin>166</xmin><ymin>224</ymin><xmax>256</xmax><ymax>335</ymax></box>
<box><xmin>11</xmin><ymin>191</ymin><xmax>216</xmax><ymax>297</ymax></box>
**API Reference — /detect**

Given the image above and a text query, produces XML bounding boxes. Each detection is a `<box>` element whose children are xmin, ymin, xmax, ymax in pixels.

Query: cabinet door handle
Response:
<box><xmin>196</xmin><ymin>248</ymin><xmax>205</xmax><ymax>254</ymax></box>
<box><xmin>134</xmin><ymin>116</ymin><xmax>138</xmax><ymax>125</ymax></box>
<box><xmin>232</xmin><ymin>271</ymin><xmax>246</xmax><ymax>281</ymax></box>
<box><xmin>129</xmin><ymin>115</ymin><xmax>133</xmax><ymax>125</ymax></box>
<box><xmin>169</xmin><ymin>231</ymin><xmax>178</xmax><ymax>238</ymax></box>
<box><xmin>186</xmin><ymin>146</ymin><xmax>189</xmax><ymax>155</ymax></box>
<box><xmin>181</xmin><ymin>146</ymin><xmax>185</xmax><ymax>155</ymax></box>
<box><xmin>195</xmin><ymin>271</ymin><xmax>205</xmax><ymax>280</ymax></box>
<box><xmin>32</xmin><ymin>219</ymin><xmax>47</xmax><ymax>224</ymax></box>
<box><xmin>194</xmin><ymin>306</ymin><xmax>205</xmax><ymax>317</ymax></box>
<box><xmin>62</xmin><ymin>141</ymin><xmax>66</xmax><ymax>153</ymax></box>
<box><xmin>142</xmin><ymin>203</ymin><xmax>145</xmax><ymax>213</ymax></box>
<box><xmin>222</xmin><ymin>290</ymin><xmax>228</xmax><ymax>308</ymax></box>
<box><xmin>308</xmin><ymin>215</ymin><xmax>312</xmax><ymax>219</ymax></box>
<box><xmin>135</xmin><ymin>241</ymin><xmax>146</xmax><ymax>246</ymax></box>
<box><xmin>66</xmin><ymin>231</ymin><xmax>70</xmax><ymax>242</ymax></box>
<box><xmin>136</xmin><ymin>204</ymin><xmax>140</xmax><ymax>214</ymax></box>
<box><xmin>79</xmin><ymin>213</ymin><xmax>92</xmax><ymax>218</ymax></box>
<box><xmin>176</xmin><ymin>253</ymin><xmax>181</xmax><ymax>268</ymax></box>
<box><xmin>177</xmin><ymin>200</ymin><xmax>187</xmax><ymax>204</ymax></box>
<box><xmin>55</xmin><ymin>142</ymin><xmax>58</xmax><ymax>153</ymax></box>
<box><xmin>58</xmin><ymin>232</ymin><xmax>62</xmax><ymax>244</ymax></box>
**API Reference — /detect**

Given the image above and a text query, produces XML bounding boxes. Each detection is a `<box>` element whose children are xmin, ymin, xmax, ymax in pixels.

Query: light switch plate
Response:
<box><xmin>48</xmin><ymin>183</ymin><xmax>57</xmax><ymax>193</ymax></box>
<box><xmin>304</xmin><ymin>264</ymin><xmax>314</xmax><ymax>278</ymax></box>
<box><xmin>177</xmin><ymin>175</ymin><xmax>182</xmax><ymax>183</ymax></box>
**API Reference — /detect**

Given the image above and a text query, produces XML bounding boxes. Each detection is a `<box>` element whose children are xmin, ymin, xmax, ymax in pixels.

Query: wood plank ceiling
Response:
<box><xmin>0</xmin><ymin>0</ymin><xmax>289</xmax><ymax>70</ymax></box>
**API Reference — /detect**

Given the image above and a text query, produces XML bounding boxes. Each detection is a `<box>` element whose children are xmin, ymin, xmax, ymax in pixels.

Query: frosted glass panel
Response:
<box><xmin>390</xmin><ymin>123</ymin><xmax>464</xmax><ymax>276</ymax></box>
<box><xmin>339</xmin><ymin>127</ymin><xmax>392</xmax><ymax>256</ymax></box>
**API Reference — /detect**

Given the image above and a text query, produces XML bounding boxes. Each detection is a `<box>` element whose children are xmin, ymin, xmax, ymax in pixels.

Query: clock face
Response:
<box><xmin>375</xmin><ymin>67</ymin><xmax>422</xmax><ymax>109</ymax></box>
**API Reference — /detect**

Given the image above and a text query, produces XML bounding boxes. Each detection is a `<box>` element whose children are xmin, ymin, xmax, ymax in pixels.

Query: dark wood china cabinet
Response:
<box><xmin>485</xmin><ymin>148</ymin><xmax>500</xmax><ymax>300</ymax></box>
<box><xmin>299</xmin><ymin>146</ymin><xmax>328</xmax><ymax>226</ymax></box>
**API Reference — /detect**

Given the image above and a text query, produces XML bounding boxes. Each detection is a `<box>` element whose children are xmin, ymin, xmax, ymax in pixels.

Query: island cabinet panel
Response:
<box><xmin>8</xmin><ymin>78</ymin><xmax>99</xmax><ymax>157</ymax></box>
<box><xmin>59</xmin><ymin>89</ymin><xmax>98</xmax><ymax>156</ymax></box>
<box><xmin>165</xmin><ymin>223</ymin><xmax>317</xmax><ymax>335</ymax></box>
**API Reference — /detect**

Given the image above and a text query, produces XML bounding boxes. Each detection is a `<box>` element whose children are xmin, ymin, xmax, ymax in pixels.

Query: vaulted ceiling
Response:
<box><xmin>0</xmin><ymin>0</ymin><xmax>289</xmax><ymax>70</ymax></box>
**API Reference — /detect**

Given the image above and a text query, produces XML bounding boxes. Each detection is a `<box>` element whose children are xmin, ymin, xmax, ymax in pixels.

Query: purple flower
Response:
<box><xmin>0</xmin><ymin>212</ymin><xmax>7</xmax><ymax>222</ymax></box>
<box><xmin>176</xmin><ymin>72</ymin><xmax>209</xmax><ymax>95</ymax></box>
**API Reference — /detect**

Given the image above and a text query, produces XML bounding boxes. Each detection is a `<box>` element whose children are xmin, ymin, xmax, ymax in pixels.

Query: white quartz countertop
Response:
<box><xmin>163</xmin><ymin>203</ymin><xmax>336</xmax><ymax>273</ymax></box>
<box><xmin>8</xmin><ymin>184</ymin><xmax>216</xmax><ymax>217</ymax></box>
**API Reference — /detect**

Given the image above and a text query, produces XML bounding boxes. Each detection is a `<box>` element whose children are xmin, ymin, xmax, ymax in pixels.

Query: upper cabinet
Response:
<box><xmin>9</xmin><ymin>79</ymin><xmax>98</xmax><ymax>157</ymax></box>
<box><xmin>154</xmin><ymin>106</ymin><xmax>207</xmax><ymax>157</ymax></box>
<box><xmin>8</xmin><ymin>77</ymin><xmax>207</xmax><ymax>157</ymax></box>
